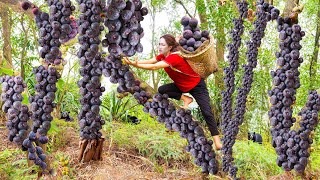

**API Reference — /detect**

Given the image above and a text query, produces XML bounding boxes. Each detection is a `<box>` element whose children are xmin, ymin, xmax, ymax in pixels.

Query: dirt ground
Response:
<box><xmin>1</xmin><ymin>118</ymin><xmax>318</xmax><ymax>180</ymax></box>
<box><xmin>0</xmin><ymin>121</ymin><xmax>209</xmax><ymax>180</ymax></box>
<box><xmin>55</xmin><ymin>129</ymin><xmax>203</xmax><ymax>180</ymax></box>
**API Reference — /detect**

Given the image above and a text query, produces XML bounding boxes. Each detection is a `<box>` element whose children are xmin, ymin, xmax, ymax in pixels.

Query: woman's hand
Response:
<box><xmin>175</xmin><ymin>35</ymin><xmax>182</xmax><ymax>43</ymax></box>
<box><xmin>124</xmin><ymin>56</ymin><xmax>139</xmax><ymax>67</ymax></box>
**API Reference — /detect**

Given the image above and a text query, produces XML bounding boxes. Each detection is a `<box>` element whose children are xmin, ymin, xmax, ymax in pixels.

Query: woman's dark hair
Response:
<box><xmin>160</xmin><ymin>34</ymin><xmax>180</xmax><ymax>52</ymax></box>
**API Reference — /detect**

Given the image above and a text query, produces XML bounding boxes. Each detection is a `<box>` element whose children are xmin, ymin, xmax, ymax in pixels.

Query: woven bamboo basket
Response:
<box><xmin>178</xmin><ymin>35</ymin><xmax>218</xmax><ymax>79</ymax></box>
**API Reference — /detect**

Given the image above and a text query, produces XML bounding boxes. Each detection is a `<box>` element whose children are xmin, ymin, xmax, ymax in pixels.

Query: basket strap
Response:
<box><xmin>169</xmin><ymin>66</ymin><xmax>200</xmax><ymax>78</ymax></box>
<box><xmin>168</xmin><ymin>52</ymin><xmax>200</xmax><ymax>78</ymax></box>
<box><xmin>171</xmin><ymin>51</ymin><xmax>181</xmax><ymax>55</ymax></box>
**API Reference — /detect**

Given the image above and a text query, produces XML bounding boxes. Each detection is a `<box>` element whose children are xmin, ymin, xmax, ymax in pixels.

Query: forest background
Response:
<box><xmin>0</xmin><ymin>0</ymin><xmax>319</xmax><ymax>179</ymax></box>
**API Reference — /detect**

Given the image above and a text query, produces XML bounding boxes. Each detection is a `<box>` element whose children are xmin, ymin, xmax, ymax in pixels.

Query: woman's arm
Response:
<box><xmin>137</xmin><ymin>58</ymin><xmax>158</xmax><ymax>64</ymax></box>
<box><xmin>136</xmin><ymin>61</ymin><xmax>170</xmax><ymax>70</ymax></box>
<box><xmin>124</xmin><ymin>57</ymin><xmax>170</xmax><ymax>70</ymax></box>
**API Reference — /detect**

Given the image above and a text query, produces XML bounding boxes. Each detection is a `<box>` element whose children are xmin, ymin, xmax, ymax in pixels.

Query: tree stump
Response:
<box><xmin>78</xmin><ymin>138</ymin><xmax>105</xmax><ymax>162</ymax></box>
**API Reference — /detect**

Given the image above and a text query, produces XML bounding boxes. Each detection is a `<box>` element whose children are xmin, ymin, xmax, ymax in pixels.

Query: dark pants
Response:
<box><xmin>158</xmin><ymin>79</ymin><xmax>219</xmax><ymax>136</ymax></box>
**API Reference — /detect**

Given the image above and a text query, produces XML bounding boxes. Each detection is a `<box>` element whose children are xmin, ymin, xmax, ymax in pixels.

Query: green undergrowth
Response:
<box><xmin>233</xmin><ymin>141</ymin><xmax>283</xmax><ymax>179</ymax></box>
<box><xmin>0</xmin><ymin>118</ymin><xmax>78</xmax><ymax>179</ymax></box>
<box><xmin>103</xmin><ymin>116</ymin><xmax>190</xmax><ymax>165</ymax></box>
<box><xmin>232</xmin><ymin>141</ymin><xmax>320</xmax><ymax>179</ymax></box>
<box><xmin>309</xmin><ymin>147</ymin><xmax>320</xmax><ymax>172</ymax></box>
<box><xmin>1</xmin><ymin>113</ymin><xmax>319</xmax><ymax>179</ymax></box>
<box><xmin>46</xmin><ymin>118</ymin><xmax>79</xmax><ymax>153</ymax></box>
<box><xmin>102</xmin><ymin>112</ymin><xmax>320</xmax><ymax>179</ymax></box>
<box><xmin>0</xmin><ymin>149</ymin><xmax>38</xmax><ymax>179</ymax></box>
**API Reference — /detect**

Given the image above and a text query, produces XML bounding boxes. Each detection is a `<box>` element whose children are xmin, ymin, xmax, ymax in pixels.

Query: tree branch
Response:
<box><xmin>0</xmin><ymin>5</ymin><xmax>13</xmax><ymax>68</ymax></box>
<box><xmin>196</xmin><ymin>0</ymin><xmax>208</xmax><ymax>29</ymax></box>
<box><xmin>20</xmin><ymin>14</ymin><xmax>28</xmax><ymax>79</ymax></box>
<box><xmin>309</xmin><ymin>0</ymin><xmax>320</xmax><ymax>88</ymax></box>
<box><xmin>174</xmin><ymin>0</ymin><xmax>193</xmax><ymax>18</ymax></box>
<box><xmin>0</xmin><ymin>0</ymin><xmax>34</xmax><ymax>20</ymax></box>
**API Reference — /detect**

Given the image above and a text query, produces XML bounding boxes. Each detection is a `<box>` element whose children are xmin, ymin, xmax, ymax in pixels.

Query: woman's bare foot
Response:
<box><xmin>180</xmin><ymin>95</ymin><xmax>193</xmax><ymax>109</ymax></box>
<box><xmin>213</xmin><ymin>135</ymin><xmax>223</xmax><ymax>150</ymax></box>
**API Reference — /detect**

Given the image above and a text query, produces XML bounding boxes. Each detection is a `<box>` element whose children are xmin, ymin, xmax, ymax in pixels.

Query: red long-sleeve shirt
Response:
<box><xmin>156</xmin><ymin>53</ymin><xmax>200</xmax><ymax>92</ymax></box>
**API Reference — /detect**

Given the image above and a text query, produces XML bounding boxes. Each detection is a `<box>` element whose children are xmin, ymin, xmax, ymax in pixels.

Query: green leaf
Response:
<box><xmin>22</xmin><ymin>93</ymin><xmax>28</xmax><ymax>105</ymax></box>
<box><xmin>0</xmin><ymin>67</ymin><xmax>14</xmax><ymax>76</ymax></box>
<box><xmin>48</xmin><ymin>121</ymin><xmax>59</xmax><ymax>134</ymax></box>
<box><xmin>56</xmin><ymin>79</ymin><xmax>65</xmax><ymax>90</ymax></box>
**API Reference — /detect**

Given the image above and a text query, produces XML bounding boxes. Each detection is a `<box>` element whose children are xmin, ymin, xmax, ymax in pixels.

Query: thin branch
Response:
<box><xmin>144</xmin><ymin>0</ymin><xmax>154</xmax><ymax>18</ymax></box>
<box><xmin>309</xmin><ymin>0</ymin><xmax>320</xmax><ymax>87</ymax></box>
<box><xmin>174</xmin><ymin>0</ymin><xmax>193</xmax><ymax>17</ymax></box>
<box><xmin>20</xmin><ymin>13</ymin><xmax>28</xmax><ymax>79</ymax></box>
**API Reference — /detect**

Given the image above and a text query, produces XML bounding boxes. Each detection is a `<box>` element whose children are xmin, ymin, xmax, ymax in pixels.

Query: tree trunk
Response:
<box><xmin>196</xmin><ymin>0</ymin><xmax>208</xmax><ymax>29</ymax></box>
<box><xmin>214</xmin><ymin>3</ymin><xmax>226</xmax><ymax>87</ymax></box>
<box><xmin>0</xmin><ymin>5</ymin><xmax>13</xmax><ymax>68</ymax></box>
<box><xmin>0</xmin><ymin>49</ymin><xmax>3</xmax><ymax>68</ymax></box>
<box><xmin>269</xmin><ymin>0</ymin><xmax>273</xmax><ymax>5</ymax></box>
<box><xmin>215</xmin><ymin>25</ymin><xmax>226</xmax><ymax>89</ymax></box>
<box><xmin>0</xmin><ymin>0</ymin><xmax>34</xmax><ymax>19</ymax></box>
<box><xmin>78</xmin><ymin>138</ymin><xmax>105</xmax><ymax>162</ymax></box>
<box><xmin>309</xmin><ymin>0</ymin><xmax>320</xmax><ymax>89</ymax></box>
<box><xmin>282</xmin><ymin>0</ymin><xmax>299</xmax><ymax>17</ymax></box>
<box><xmin>20</xmin><ymin>14</ymin><xmax>28</xmax><ymax>79</ymax></box>
<box><xmin>206</xmin><ymin>0</ymin><xmax>226</xmax><ymax>127</ymax></box>
<box><xmin>150</xmin><ymin>5</ymin><xmax>160</xmax><ymax>91</ymax></box>
<box><xmin>0</xmin><ymin>0</ymin><xmax>34</xmax><ymax>77</ymax></box>
<box><xmin>212</xmin><ymin>26</ymin><xmax>225</xmax><ymax>127</ymax></box>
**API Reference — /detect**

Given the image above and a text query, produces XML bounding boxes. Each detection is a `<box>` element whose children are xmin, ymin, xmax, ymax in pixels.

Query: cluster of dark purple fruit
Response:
<box><xmin>0</xmin><ymin>73</ymin><xmax>50</xmax><ymax>170</ymax></box>
<box><xmin>179</xmin><ymin>16</ymin><xmax>209</xmax><ymax>52</ymax></box>
<box><xmin>100</xmin><ymin>0</ymin><xmax>145</xmax><ymax>103</ymax></box>
<box><xmin>101</xmin><ymin>55</ymin><xmax>139</xmax><ymax>96</ymax></box>
<box><xmin>141</xmin><ymin>93</ymin><xmax>219</xmax><ymax>174</ymax></box>
<box><xmin>22</xmin><ymin>1</ymin><xmax>77</xmax><ymax>62</ymax></box>
<box><xmin>100</xmin><ymin>0</ymin><xmax>146</xmax><ymax>97</ymax></box>
<box><xmin>76</xmin><ymin>0</ymin><xmax>106</xmax><ymax>140</ymax></box>
<box><xmin>101</xmin><ymin>0</ymin><xmax>151</xmax><ymax>104</ymax></box>
<box><xmin>102</xmin><ymin>0</ymin><xmax>148</xmax><ymax>57</ymax></box>
<box><xmin>131</xmin><ymin>88</ymin><xmax>151</xmax><ymax>104</ymax></box>
<box><xmin>24</xmin><ymin>5</ymin><xmax>53</xmax><ymax>64</ymax></box>
<box><xmin>27</xmin><ymin>65</ymin><xmax>59</xmax><ymax>145</ymax></box>
<box><xmin>0</xmin><ymin>75</ymin><xmax>29</xmax><ymax>146</ymax></box>
<box><xmin>66</xmin><ymin>16</ymin><xmax>78</xmax><ymax>42</ymax></box>
<box><xmin>142</xmin><ymin>93</ymin><xmax>172</xmax><ymax>118</ymax></box>
<box><xmin>269</xmin><ymin>16</ymin><xmax>320</xmax><ymax>173</ymax></box>
<box><xmin>22</xmin><ymin>131</ymin><xmax>48</xmax><ymax>169</ymax></box>
<box><xmin>294</xmin><ymin>91</ymin><xmax>320</xmax><ymax>170</ymax></box>
<box><xmin>221</xmin><ymin>0</ymin><xmax>248</xmax><ymax>138</ymax></box>
<box><xmin>221</xmin><ymin>0</ymin><xmax>280</xmax><ymax>178</ymax></box>
<box><xmin>47</xmin><ymin>0</ymin><xmax>76</xmax><ymax>44</ymax></box>
<box><xmin>270</xmin><ymin>90</ymin><xmax>320</xmax><ymax>173</ymax></box>
<box><xmin>102</xmin><ymin>58</ymin><xmax>150</xmax><ymax>104</ymax></box>
<box><xmin>35</xmin><ymin>10</ymin><xmax>63</xmax><ymax>65</ymax></box>
<box><xmin>220</xmin><ymin>0</ymin><xmax>248</xmax><ymax>178</ymax></box>
<box><xmin>19</xmin><ymin>0</ymin><xmax>76</xmax><ymax>170</ymax></box>
<box><xmin>233</xmin><ymin>0</ymin><xmax>279</xmax><ymax>141</ymax></box>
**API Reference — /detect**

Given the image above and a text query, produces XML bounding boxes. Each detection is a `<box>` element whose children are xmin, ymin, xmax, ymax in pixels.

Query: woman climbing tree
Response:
<box><xmin>124</xmin><ymin>34</ymin><xmax>222</xmax><ymax>150</ymax></box>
